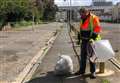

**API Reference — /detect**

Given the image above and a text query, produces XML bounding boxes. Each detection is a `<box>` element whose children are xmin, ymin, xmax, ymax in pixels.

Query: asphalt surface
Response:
<box><xmin>27</xmin><ymin>23</ymin><xmax>120</xmax><ymax>83</ymax></box>
<box><xmin>0</xmin><ymin>22</ymin><xmax>62</xmax><ymax>82</ymax></box>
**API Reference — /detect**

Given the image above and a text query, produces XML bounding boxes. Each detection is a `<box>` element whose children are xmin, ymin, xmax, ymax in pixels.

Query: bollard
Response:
<box><xmin>99</xmin><ymin>62</ymin><xmax>105</xmax><ymax>73</ymax></box>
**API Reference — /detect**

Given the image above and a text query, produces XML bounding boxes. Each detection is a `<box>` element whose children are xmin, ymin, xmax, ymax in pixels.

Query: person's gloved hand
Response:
<box><xmin>77</xmin><ymin>32</ymin><xmax>81</xmax><ymax>45</ymax></box>
<box><xmin>89</xmin><ymin>39</ymin><xmax>94</xmax><ymax>43</ymax></box>
<box><xmin>91</xmin><ymin>32</ymin><xmax>98</xmax><ymax>40</ymax></box>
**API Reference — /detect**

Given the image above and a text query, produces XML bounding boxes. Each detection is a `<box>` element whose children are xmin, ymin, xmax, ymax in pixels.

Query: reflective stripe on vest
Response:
<box><xmin>80</xmin><ymin>14</ymin><xmax>101</xmax><ymax>40</ymax></box>
<box><xmin>80</xmin><ymin>17</ymin><xmax>91</xmax><ymax>30</ymax></box>
<box><xmin>80</xmin><ymin>15</ymin><xmax>93</xmax><ymax>32</ymax></box>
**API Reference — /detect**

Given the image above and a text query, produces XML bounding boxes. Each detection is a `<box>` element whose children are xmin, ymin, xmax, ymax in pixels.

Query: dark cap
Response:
<box><xmin>78</xmin><ymin>7</ymin><xmax>89</xmax><ymax>13</ymax></box>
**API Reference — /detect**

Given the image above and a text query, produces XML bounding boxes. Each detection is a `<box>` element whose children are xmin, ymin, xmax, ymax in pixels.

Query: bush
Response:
<box><xmin>19</xmin><ymin>21</ymin><xmax>32</xmax><ymax>26</ymax></box>
<box><xmin>101</xmin><ymin>79</ymin><xmax>110</xmax><ymax>83</ymax></box>
<box><xmin>11</xmin><ymin>21</ymin><xmax>33</xmax><ymax>28</ymax></box>
<box><xmin>0</xmin><ymin>0</ymin><xmax>57</xmax><ymax>30</ymax></box>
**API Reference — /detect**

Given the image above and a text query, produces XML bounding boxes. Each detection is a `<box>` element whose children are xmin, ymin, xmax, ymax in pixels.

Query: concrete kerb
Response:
<box><xmin>109</xmin><ymin>58</ymin><xmax>120</xmax><ymax>72</ymax></box>
<box><xmin>12</xmin><ymin>26</ymin><xmax>63</xmax><ymax>83</ymax></box>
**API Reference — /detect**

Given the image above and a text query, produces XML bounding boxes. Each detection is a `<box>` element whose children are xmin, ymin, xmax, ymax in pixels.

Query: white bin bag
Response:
<box><xmin>91</xmin><ymin>40</ymin><xmax>115</xmax><ymax>62</ymax></box>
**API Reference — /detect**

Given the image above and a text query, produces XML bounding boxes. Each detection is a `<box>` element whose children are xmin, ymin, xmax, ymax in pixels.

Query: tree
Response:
<box><xmin>42</xmin><ymin>0</ymin><xmax>58</xmax><ymax>21</ymax></box>
<box><xmin>0</xmin><ymin>0</ymin><xmax>33</xmax><ymax>30</ymax></box>
<box><xmin>0</xmin><ymin>0</ymin><xmax>58</xmax><ymax>30</ymax></box>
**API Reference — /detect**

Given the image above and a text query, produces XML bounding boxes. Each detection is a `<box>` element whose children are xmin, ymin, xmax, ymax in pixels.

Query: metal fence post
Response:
<box><xmin>99</xmin><ymin>62</ymin><xmax>105</xmax><ymax>73</ymax></box>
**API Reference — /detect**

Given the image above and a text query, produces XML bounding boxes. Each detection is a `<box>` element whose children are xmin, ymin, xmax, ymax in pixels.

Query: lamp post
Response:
<box><xmin>32</xmin><ymin>11</ymin><xmax>35</xmax><ymax>31</ymax></box>
<box><xmin>64</xmin><ymin>0</ymin><xmax>72</xmax><ymax>32</ymax></box>
<box><xmin>69</xmin><ymin>0</ymin><xmax>72</xmax><ymax>32</ymax></box>
<box><xmin>69</xmin><ymin>0</ymin><xmax>72</xmax><ymax>24</ymax></box>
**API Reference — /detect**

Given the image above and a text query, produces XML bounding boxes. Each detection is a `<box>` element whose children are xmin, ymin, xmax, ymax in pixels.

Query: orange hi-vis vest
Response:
<box><xmin>80</xmin><ymin>13</ymin><xmax>101</xmax><ymax>34</ymax></box>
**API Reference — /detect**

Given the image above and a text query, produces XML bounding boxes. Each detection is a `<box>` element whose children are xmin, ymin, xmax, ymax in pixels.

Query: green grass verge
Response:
<box><xmin>101</xmin><ymin>79</ymin><xmax>110</xmax><ymax>83</ymax></box>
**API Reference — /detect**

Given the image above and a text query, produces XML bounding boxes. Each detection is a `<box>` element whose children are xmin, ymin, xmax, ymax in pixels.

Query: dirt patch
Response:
<box><xmin>14</xmin><ymin>41</ymin><xmax>33</xmax><ymax>45</ymax></box>
<box><xmin>1</xmin><ymin>50</ymin><xmax>18</xmax><ymax>56</ymax></box>
<box><xmin>0</xmin><ymin>36</ymin><xmax>8</xmax><ymax>38</ymax></box>
<box><xmin>0</xmin><ymin>23</ymin><xmax>62</xmax><ymax>82</ymax></box>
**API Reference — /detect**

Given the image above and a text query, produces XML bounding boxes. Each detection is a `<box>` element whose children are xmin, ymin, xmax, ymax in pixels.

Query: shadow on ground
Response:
<box><xmin>27</xmin><ymin>71</ymin><xmax>89</xmax><ymax>83</ymax></box>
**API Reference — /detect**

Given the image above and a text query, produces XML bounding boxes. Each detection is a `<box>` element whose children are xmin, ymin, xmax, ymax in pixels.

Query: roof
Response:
<box><xmin>93</xmin><ymin>2</ymin><xmax>113</xmax><ymax>6</ymax></box>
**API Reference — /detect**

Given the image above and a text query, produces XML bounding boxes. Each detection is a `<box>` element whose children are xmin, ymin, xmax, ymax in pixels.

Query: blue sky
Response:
<box><xmin>54</xmin><ymin>0</ymin><xmax>120</xmax><ymax>6</ymax></box>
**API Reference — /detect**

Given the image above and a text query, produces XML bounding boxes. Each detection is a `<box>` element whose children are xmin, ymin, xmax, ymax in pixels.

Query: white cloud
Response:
<box><xmin>54</xmin><ymin>0</ymin><xmax>92</xmax><ymax>6</ymax></box>
<box><xmin>54</xmin><ymin>0</ymin><xmax>120</xmax><ymax>6</ymax></box>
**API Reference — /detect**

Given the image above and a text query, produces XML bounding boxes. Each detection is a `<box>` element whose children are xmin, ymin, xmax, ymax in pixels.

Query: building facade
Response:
<box><xmin>57</xmin><ymin>0</ymin><xmax>114</xmax><ymax>22</ymax></box>
<box><xmin>86</xmin><ymin>0</ymin><xmax>113</xmax><ymax>21</ymax></box>
<box><xmin>112</xmin><ymin>3</ymin><xmax>120</xmax><ymax>22</ymax></box>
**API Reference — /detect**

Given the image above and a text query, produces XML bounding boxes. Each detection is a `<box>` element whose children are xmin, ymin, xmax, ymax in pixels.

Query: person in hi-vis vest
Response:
<box><xmin>75</xmin><ymin>8</ymin><xmax>102</xmax><ymax>79</ymax></box>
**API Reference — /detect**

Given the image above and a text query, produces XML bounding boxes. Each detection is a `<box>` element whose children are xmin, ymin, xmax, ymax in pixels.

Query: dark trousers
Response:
<box><xmin>80</xmin><ymin>40</ymin><xmax>96</xmax><ymax>74</ymax></box>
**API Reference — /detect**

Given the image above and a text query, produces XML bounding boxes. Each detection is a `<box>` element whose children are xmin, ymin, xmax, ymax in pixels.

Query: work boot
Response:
<box><xmin>90</xmin><ymin>73</ymin><xmax>96</xmax><ymax>79</ymax></box>
<box><xmin>74</xmin><ymin>70</ymin><xmax>84</xmax><ymax>76</ymax></box>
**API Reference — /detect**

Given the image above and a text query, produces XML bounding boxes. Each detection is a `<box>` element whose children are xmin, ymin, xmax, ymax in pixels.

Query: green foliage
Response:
<box><xmin>0</xmin><ymin>0</ymin><xmax>58</xmax><ymax>30</ymax></box>
<box><xmin>12</xmin><ymin>21</ymin><xmax>32</xmax><ymax>28</ymax></box>
<box><xmin>101</xmin><ymin>79</ymin><xmax>110</xmax><ymax>83</ymax></box>
<box><xmin>43</xmin><ymin>1</ymin><xmax>58</xmax><ymax>21</ymax></box>
<box><xmin>0</xmin><ymin>0</ymin><xmax>33</xmax><ymax>29</ymax></box>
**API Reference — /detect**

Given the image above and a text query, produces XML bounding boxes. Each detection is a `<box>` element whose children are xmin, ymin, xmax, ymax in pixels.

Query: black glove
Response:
<box><xmin>77</xmin><ymin>32</ymin><xmax>81</xmax><ymax>45</ymax></box>
<box><xmin>91</xmin><ymin>32</ymin><xmax>98</xmax><ymax>40</ymax></box>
